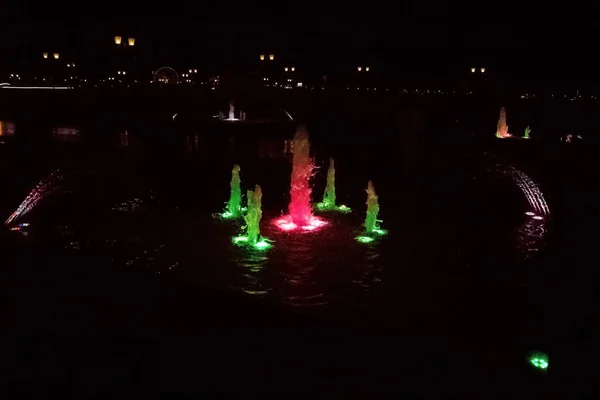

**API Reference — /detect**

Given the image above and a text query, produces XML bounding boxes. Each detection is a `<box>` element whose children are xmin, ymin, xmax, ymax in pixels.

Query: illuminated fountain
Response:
<box><xmin>494</xmin><ymin>162</ymin><xmax>550</xmax><ymax>257</ymax></box>
<box><xmin>233</xmin><ymin>185</ymin><xmax>271</xmax><ymax>250</ymax></box>
<box><xmin>273</xmin><ymin>127</ymin><xmax>327</xmax><ymax>232</ymax></box>
<box><xmin>495</xmin><ymin>107</ymin><xmax>512</xmax><ymax>138</ymax></box>
<box><xmin>356</xmin><ymin>180</ymin><xmax>387</xmax><ymax>243</ymax></box>
<box><xmin>219</xmin><ymin>164</ymin><xmax>246</xmax><ymax>219</ymax></box>
<box><xmin>316</xmin><ymin>157</ymin><xmax>350</xmax><ymax>212</ymax></box>
<box><xmin>213</xmin><ymin>101</ymin><xmax>240</xmax><ymax>122</ymax></box>
<box><xmin>6</xmin><ymin>168</ymin><xmax>64</xmax><ymax>226</ymax></box>
<box><xmin>524</xmin><ymin>126</ymin><xmax>531</xmax><ymax>139</ymax></box>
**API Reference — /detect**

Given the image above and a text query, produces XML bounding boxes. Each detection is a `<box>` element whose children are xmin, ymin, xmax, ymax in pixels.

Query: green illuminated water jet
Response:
<box><xmin>524</xmin><ymin>126</ymin><xmax>531</xmax><ymax>139</ymax></box>
<box><xmin>316</xmin><ymin>157</ymin><xmax>350</xmax><ymax>213</ymax></box>
<box><xmin>356</xmin><ymin>180</ymin><xmax>386</xmax><ymax>243</ymax></box>
<box><xmin>364</xmin><ymin>180</ymin><xmax>380</xmax><ymax>233</ymax></box>
<box><xmin>232</xmin><ymin>184</ymin><xmax>271</xmax><ymax>250</ymax></box>
<box><xmin>220</xmin><ymin>164</ymin><xmax>245</xmax><ymax>219</ymax></box>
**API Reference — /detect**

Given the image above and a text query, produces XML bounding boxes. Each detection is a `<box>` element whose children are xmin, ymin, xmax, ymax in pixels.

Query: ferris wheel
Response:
<box><xmin>153</xmin><ymin>67</ymin><xmax>180</xmax><ymax>84</ymax></box>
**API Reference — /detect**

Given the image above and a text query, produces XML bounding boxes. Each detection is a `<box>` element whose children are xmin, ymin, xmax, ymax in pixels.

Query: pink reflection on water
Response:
<box><xmin>272</xmin><ymin>214</ymin><xmax>328</xmax><ymax>232</ymax></box>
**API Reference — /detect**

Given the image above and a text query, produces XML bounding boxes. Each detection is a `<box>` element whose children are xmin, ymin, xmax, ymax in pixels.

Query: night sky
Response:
<box><xmin>3</xmin><ymin>1</ymin><xmax>600</xmax><ymax>79</ymax></box>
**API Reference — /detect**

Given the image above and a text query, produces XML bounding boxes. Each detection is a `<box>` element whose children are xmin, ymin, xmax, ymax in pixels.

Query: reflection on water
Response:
<box><xmin>515</xmin><ymin>215</ymin><xmax>547</xmax><ymax>258</ymax></box>
<box><xmin>229</xmin><ymin>215</ymin><xmax>385</xmax><ymax>309</ymax></box>
<box><xmin>0</xmin><ymin>121</ymin><xmax>16</xmax><ymax>137</ymax></box>
<box><xmin>232</xmin><ymin>250</ymin><xmax>270</xmax><ymax>296</ymax></box>
<box><xmin>257</xmin><ymin>138</ymin><xmax>280</xmax><ymax>158</ymax></box>
<box><xmin>52</xmin><ymin>127</ymin><xmax>80</xmax><ymax>142</ymax></box>
<box><xmin>119</xmin><ymin>131</ymin><xmax>129</xmax><ymax>148</ymax></box>
<box><xmin>492</xmin><ymin>162</ymin><xmax>550</xmax><ymax>258</ymax></box>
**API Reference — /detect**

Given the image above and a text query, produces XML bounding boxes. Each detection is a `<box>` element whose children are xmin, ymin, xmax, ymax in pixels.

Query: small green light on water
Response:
<box><xmin>356</xmin><ymin>236</ymin><xmax>375</xmax><ymax>243</ymax></box>
<box><xmin>316</xmin><ymin>202</ymin><xmax>351</xmax><ymax>213</ymax></box>
<box><xmin>232</xmin><ymin>236</ymin><xmax>247</xmax><ymax>243</ymax></box>
<box><xmin>232</xmin><ymin>236</ymin><xmax>272</xmax><ymax>251</ymax></box>
<box><xmin>373</xmin><ymin>228</ymin><xmax>387</xmax><ymax>235</ymax></box>
<box><xmin>528</xmin><ymin>352</ymin><xmax>549</xmax><ymax>370</ymax></box>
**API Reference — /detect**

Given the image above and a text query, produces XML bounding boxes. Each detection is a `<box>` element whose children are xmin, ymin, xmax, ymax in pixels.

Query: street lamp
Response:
<box><xmin>128</xmin><ymin>37</ymin><xmax>135</xmax><ymax>46</ymax></box>
<box><xmin>43</xmin><ymin>52</ymin><xmax>48</xmax><ymax>59</ymax></box>
<box><xmin>358</xmin><ymin>66</ymin><xmax>362</xmax><ymax>72</ymax></box>
<box><xmin>291</xmin><ymin>67</ymin><xmax>295</xmax><ymax>72</ymax></box>
<box><xmin>260</xmin><ymin>54</ymin><xmax>265</xmax><ymax>61</ymax></box>
<box><xmin>284</xmin><ymin>67</ymin><xmax>288</xmax><ymax>72</ymax></box>
<box><xmin>269</xmin><ymin>54</ymin><xmax>275</xmax><ymax>61</ymax></box>
<box><xmin>114</xmin><ymin>36</ymin><xmax>122</xmax><ymax>45</ymax></box>
<box><xmin>365</xmin><ymin>66</ymin><xmax>370</xmax><ymax>72</ymax></box>
<box><xmin>471</xmin><ymin>67</ymin><xmax>476</xmax><ymax>73</ymax></box>
<box><xmin>53</xmin><ymin>53</ymin><xmax>60</xmax><ymax>60</ymax></box>
<box><xmin>480</xmin><ymin>67</ymin><xmax>486</xmax><ymax>73</ymax></box>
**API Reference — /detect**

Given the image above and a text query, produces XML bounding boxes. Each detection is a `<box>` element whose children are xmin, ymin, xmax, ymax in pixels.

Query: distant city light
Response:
<box><xmin>114</xmin><ymin>36</ymin><xmax>122</xmax><ymax>45</ymax></box>
<box><xmin>0</xmin><ymin>85</ymin><xmax>72</xmax><ymax>90</ymax></box>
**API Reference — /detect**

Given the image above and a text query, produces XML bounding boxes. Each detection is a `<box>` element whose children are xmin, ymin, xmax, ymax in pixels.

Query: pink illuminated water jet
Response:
<box><xmin>273</xmin><ymin>126</ymin><xmax>327</xmax><ymax>232</ymax></box>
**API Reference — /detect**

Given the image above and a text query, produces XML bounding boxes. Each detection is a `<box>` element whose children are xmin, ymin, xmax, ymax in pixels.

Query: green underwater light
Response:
<box><xmin>356</xmin><ymin>235</ymin><xmax>375</xmax><ymax>244</ymax></box>
<box><xmin>528</xmin><ymin>352</ymin><xmax>549</xmax><ymax>370</ymax></box>
<box><xmin>232</xmin><ymin>235</ymin><xmax>272</xmax><ymax>251</ymax></box>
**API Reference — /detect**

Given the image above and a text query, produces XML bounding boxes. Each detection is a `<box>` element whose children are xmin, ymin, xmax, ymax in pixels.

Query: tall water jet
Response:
<box><xmin>218</xmin><ymin>164</ymin><xmax>246</xmax><ymax>219</ymax></box>
<box><xmin>289</xmin><ymin>127</ymin><xmax>313</xmax><ymax>225</ymax></box>
<box><xmin>273</xmin><ymin>126</ymin><xmax>327</xmax><ymax>232</ymax></box>
<box><xmin>496</xmin><ymin>107</ymin><xmax>512</xmax><ymax>138</ymax></box>
<box><xmin>245</xmin><ymin>185</ymin><xmax>262</xmax><ymax>243</ymax></box>
<box><xmin>233</xmin><ymin>185</ymin><xmax>271</xmax><ymax>250</ymax></box>
<box><xmin>316</xmin><ymin>157</ymin><xmax>350</xmax><ymax>212</ymax></box>
<box><xmin>524</xmin><ymin>126</ymin><xmax>531</xmax><ymax>139</ymax></box>
<box><xmin>364</xmin><ymin>180</ymin><xmax>379</xmax><ymax>233</ymax></box>
<box><xmin>356</xmin><ymin>180</ymin><xmax>386</xmax><ymax>243</ymax></box>
<box><xmin>322</xmin><ymin>157</ymin><xmax>336</xmax><ymax>208</ymax></box>
<box><xmin>227</xmin><ymin>164</ymin><xmax>242</xmax><ymax>217</ymax></box>
<box><xmin>228</xmin><ymin>102</ymin><xmax>235</xmax><ymax>120</ymax></box>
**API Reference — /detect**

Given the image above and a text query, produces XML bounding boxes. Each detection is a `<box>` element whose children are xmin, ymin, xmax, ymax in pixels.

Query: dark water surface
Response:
<box><xmin>1</xmin><ymin>116</ymin><xmax>598</xmax><ymax>394</ymax></box>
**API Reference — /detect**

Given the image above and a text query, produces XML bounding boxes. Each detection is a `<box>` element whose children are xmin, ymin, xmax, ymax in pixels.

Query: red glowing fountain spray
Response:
<box><xmin>273</xmin><ymin>126</ymin><xmax>327</xmax><ymax>232</ymax></box>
